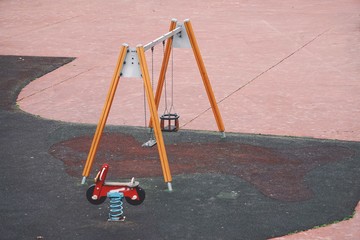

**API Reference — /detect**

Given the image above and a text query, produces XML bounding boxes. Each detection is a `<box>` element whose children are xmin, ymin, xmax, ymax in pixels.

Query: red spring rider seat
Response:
<box><xmin>86</xmin><ymin>163</ymin><xmax>145</xmax><ymax>206</ymax></box>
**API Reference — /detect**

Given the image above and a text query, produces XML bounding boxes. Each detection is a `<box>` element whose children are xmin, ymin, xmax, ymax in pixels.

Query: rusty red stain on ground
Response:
<box><xmin>49</xmin><ymin>132</ymin><xmax>353</xmax><ymax>202</ymax></box>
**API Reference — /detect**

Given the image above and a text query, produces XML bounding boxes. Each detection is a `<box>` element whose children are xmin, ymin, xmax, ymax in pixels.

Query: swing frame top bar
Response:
<box><xmin>143</xmin><ymin>18</ymin><xmax>188</xmax><ymax>52</ymax></box>
<box><xmin>144</xmin><ymin>26</ymin><xmax>181</xmax><ymax>51</ymax></box>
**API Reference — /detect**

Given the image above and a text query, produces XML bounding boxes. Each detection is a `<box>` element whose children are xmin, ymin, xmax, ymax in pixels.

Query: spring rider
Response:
<box><xmin>86</xmin><ymin>163</ymin><xmax>145</xmax><ymax>221</ymax></box>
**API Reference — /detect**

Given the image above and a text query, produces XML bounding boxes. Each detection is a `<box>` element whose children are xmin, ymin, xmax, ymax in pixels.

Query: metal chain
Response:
<box><xmin>151</xmin><ymin>46</ymin><xmax>154</xmax><ymax>92</ymax></box>
<box><xmin>149</xmin><ymin>47</ymin><xmax>155</xmax><ymax>137</ymax></box>
<box><xmin>163</xmin><ymin>40</ymin><xmax>169</xmax><ymax>114</ymax></box>
<box><xmin>143</xmin><ymin>47</ymin><xmax>154</xmax><ymax>130</ymax></box>
<box><xmin>143</xmin><ymin>87</ymin><xmax>147</xmax><ymax>129</ymax></box>
<box><xmin>170</xmin><ymin>38</ymin><xmax>175</xmax><ymax>113</ymax></box>
<box><xmin>143</xmin><ymin>72</ymin><xmax>147</xmax><ymax>129</ymax></box>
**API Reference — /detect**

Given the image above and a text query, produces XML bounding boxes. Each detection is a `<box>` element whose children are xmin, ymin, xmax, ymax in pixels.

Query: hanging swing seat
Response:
<box><xmin>160</xmin><ymin>113</ymin><xmax>180</xmax><ymax>132</ymax></box>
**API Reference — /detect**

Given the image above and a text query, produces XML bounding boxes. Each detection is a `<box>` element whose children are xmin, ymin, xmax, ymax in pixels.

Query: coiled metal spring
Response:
<box><xmin>107</xmin><ymin>191</ymin><xmax>125</xmax><ymax>221</ymax></box>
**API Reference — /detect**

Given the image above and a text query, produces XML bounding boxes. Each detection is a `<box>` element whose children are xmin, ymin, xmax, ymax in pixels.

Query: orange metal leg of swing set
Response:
<box><xmin>152</xmin><ymin>19</ymin><xmax>225</xmax><ymax>134</ymax></box>
<box><xmin>81</xmin><ymin>44</ymin><xmax>172</xmax><ymax>186</ymax></box>
<box><xmin>81</xmin><ymin>44</ymin><xmax>128</xmax><ymax>183</ymax></box>
<box><xmin>184</xmin><ymin>20</ymin><xmax>225</xmax><ymax>134</ymax></box>
<box><xmin>137</xmin><ymin>45</ymin><xmax>172</xmax><ymax>184</ymax></box>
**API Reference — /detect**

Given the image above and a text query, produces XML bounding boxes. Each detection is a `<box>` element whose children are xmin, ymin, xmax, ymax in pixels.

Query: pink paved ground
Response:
<box><xmin>1</xmin><ymin>0</ymin><xmax>360</xmax><ymax>239</ymax></box>
<box><xmin>272</xmin><ymin>201</ymin><xmax>360</xmax><ymax>240</ymax></box>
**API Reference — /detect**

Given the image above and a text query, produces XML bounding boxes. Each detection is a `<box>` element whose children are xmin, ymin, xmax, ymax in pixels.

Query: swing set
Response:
<box><xmin>81</xmin><ymin>19</ymin><xmax>225</xmax><ymax>191</ymax></box>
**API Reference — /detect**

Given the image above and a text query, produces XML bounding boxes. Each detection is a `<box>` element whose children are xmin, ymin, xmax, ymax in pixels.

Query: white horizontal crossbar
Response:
<box><xmin>143</xmin><ymin>26</ymin><xmax>182</xmax><ymax>51</ymax></box>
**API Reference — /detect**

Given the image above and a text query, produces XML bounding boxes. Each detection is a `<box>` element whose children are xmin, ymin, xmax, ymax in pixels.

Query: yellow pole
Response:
<box><xmin>184</xmin><ymin>19</ymin><xmax>226</xmax><ymax>135</ymax></box>
<box><xmin>137</xmin><ymin>45</ymin><xmax>173</xmax><ymax>190</ymax></box>
<box><xmin>149</xmin><ymin>19</ymin><xmax>177</xmax><ymax>128</ymax></box>
<box><xmin>81</xmin><ymin>44</ymin><xmax>128</xmax><ymax>184</ymax></box>
<box><xmin>154</xmin><ymin>19</ymin><xmax>177</xmax><ymax>109</ymax></box>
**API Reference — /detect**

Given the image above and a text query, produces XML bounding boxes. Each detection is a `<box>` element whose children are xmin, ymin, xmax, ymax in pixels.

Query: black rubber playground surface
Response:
<box><xmin>1</xmin><ymin>55</ymin><xmax>360</xmax><ymax>239</ymax></box>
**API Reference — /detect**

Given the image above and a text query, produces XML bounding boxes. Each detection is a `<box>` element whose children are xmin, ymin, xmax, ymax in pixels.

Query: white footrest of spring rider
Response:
<box><xmin>105</xmin><ymin>177</ymin><xmax>139</xmax><ymax>187</ymax></box>
<box><xmin>142</xmin><ymin>138</ymin><xmax>157</xmax><ymax>147</ymax></box>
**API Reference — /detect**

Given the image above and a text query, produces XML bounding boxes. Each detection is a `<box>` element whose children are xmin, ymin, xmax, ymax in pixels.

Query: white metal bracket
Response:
<box><xmin>120</xmin><ymin>21</ymin><xmax>190</xmax><ymax>78</ymax></box>
<box><xmin>173</xmin><ymin>22</ymin><xmax>191</xmax><ymax>49</ymax></box>
<box><xmin>120</xmin><ymin>47</ymin><xmax>142</xmax><ymax>78</ymax></box>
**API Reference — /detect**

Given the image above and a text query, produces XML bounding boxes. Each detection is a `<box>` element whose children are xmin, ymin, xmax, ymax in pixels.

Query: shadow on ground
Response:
<box><xmin>1</xmin><ymin>55</ymin><xmax>359</xmax><ymax>239</ymax></box>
